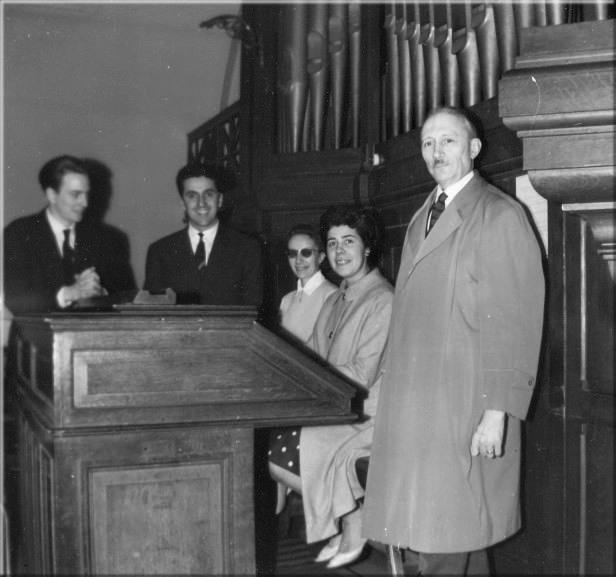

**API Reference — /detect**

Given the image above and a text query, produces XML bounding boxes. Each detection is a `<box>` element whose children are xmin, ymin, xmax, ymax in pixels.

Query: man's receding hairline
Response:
<box><xmin>421</xmin><ymin>109</ymin><xmax>478</xmax><ymax>140</ymax></box>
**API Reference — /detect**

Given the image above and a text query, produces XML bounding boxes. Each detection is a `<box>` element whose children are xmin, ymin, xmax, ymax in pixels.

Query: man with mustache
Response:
<box><xmin>363</xmin><ymin>107</ymin><xmax>545</xmax><ymax>576</ymax></box>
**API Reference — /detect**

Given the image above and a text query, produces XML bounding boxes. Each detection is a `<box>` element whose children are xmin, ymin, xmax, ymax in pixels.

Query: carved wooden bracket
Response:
<box><xmin>499</xmin><ymin>19</ymin><xmax>614</xmax><ymax>205</ymax></box>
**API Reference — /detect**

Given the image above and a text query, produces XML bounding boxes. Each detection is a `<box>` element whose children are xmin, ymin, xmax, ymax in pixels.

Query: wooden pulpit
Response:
<box><xmin>8</xmin><ymin>308</ymin><xmax>357</xmax><ymax>575</ymax></box>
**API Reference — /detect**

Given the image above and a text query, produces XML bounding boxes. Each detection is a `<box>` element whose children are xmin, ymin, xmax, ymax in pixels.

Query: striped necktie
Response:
<box><xmin>195</xmin><ymin>232</ymin><xmax>206</xmax><ymax>271</ymax></box>
<box><xmin>426</xmin><ymin>191</ymin><xmax>448</xmax><ymax>236</ymax></box>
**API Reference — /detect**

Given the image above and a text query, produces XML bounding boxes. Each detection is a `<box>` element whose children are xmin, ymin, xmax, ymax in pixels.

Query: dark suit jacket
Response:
<box><xmin>3</xmin><ymin>210</ymin><xmax>136</xmax><ymax>314</ymax></box>
<box><xmin>144</xmin><ymin>225</ymin><xmax>263</xmax><ymax>307</ymax></box>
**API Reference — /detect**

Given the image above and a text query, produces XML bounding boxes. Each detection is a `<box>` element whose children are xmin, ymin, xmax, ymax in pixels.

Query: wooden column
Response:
<box><xmin>499</xmin><ymin>18</ymin><xmax>614</xmax><ymax>575</ymax></box>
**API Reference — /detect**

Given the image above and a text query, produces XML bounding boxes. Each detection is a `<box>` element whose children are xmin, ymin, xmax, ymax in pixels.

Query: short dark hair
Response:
<box><xmin>286</xmin><ymin>224</ymin><xmax>323</xmax><ymax>251</ymax></box>
<box><xmin>38</xmin><ymin>155</ymin><xmax>88</xmax><ymax>192</ymax></box>
<box><xmin>175</xmin><ymin>163</ymin><xmax>233</xmax><ymax>196</ymax></box>
<box><xmin>319</xmin><ymin>204</ymin><xmax>384</xmax><ymax>268</ymax></box>
<box><xmin>423</xmin><ymin>106</ymin><xmax>479</xmax><ymax>140</ymax></box>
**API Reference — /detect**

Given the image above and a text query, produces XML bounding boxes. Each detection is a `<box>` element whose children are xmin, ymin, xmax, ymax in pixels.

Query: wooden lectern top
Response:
<box><xmin>10</xmin><ymin>308</ymin><xmax>359</xmax><ymax>432</ymax></box>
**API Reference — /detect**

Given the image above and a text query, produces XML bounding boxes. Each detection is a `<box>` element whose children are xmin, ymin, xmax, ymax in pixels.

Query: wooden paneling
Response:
<box><xmin>499</xmin><ymin>18</ymin><xmax>615</xmax><ymax>576</ymax></box>
<box><xmin>560</xmin><ymin>210</ymin><xmax>614</xmax><ymax>574</ymax></box>
<box><xmin>86</xmin><ymin>431</ymin><xmax>245</xmax><ymax>575</ymax></box>
<box><xmin>258</xmin><ymin>149</ymin><xmax>363</xmax><ymax>210</ymax></box>
<box><xmin>16</xmin><ymin>412</ymin><xmax>55</xmax><ymax>575</ymax></box>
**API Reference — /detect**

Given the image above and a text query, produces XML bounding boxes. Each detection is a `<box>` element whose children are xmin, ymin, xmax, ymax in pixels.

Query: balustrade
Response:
<box><xmin>187</xmin><ymin>100</ymin><xmax>240</xmax><ymax>172</ymax></box>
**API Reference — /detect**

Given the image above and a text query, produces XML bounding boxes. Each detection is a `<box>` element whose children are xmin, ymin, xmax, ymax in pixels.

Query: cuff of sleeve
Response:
<box><xmin>57</xmin><ymin>287</ymin><xmax>73</xmax><ymax>309</ymax></box>
<box><xmin>482</xmin><ymin>369</ymin><xmax>536</xmax><ymax>421</ymax></box>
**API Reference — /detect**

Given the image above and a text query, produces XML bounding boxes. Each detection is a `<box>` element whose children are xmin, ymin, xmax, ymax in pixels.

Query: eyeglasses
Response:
<box><xmin>286</xmin><ymin>248</ymin><xmax>318</xmax><ymax>258</ymax></box>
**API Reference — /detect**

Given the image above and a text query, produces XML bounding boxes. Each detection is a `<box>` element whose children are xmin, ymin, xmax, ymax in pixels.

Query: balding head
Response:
<box><xmin>420</xmin><ymin>107</ymin><xmax>482</xmax><ymax>190</ymax></box>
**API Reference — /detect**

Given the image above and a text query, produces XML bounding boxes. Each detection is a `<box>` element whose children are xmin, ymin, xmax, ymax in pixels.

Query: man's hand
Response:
<box><xmin>470</xmin><ymin>409</ymin><xmax>506</xmax><ymax>459</ymax></box>
<box><xmin>64</xmin><ymin>267</ymin><xmax>103</xmax><ymax>302</ymax></box>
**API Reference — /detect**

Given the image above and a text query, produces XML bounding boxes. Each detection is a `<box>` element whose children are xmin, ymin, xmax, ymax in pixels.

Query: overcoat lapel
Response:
<box><xmin>410</xmin><ymin>196</ymin><xmax>463</xmax><ymax>270</ymax></box>
<box><xmin>403</xmin><ymin>174</ymin><xmax>485</xmax><ymax>280</ymax></box>
<box><xmin>396</xmin><ymin>189</ymin><xmax>434</xmax><ymax>285</ymax></box>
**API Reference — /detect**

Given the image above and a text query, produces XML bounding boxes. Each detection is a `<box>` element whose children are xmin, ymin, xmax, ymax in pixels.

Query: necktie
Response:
<box><xmin>426</xmin><ymin>191</ymin><xmax>448</xmax><ymax>236</ymax></box>
<box><xmin>195</xmin><ymin>232</ymin><xmax>205</xmax><ymax>271</ymax></box>
<box><xmin>62</xmin><ymin>228</ymin><xmax>75</xmax><ymax>284</ymax></box>
<box><xmin>62</xmin><ymin>228</ymin><xmax>75</xmax><ymax>285</ymax></box>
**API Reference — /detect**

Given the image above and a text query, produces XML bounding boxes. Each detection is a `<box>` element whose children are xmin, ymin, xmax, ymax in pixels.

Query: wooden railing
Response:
<box><xmin>188</xmin><ymin>2</ymin><xmax>613</xmax><ymax>164</ymax></box>
<box><xmin>187</xmin><ymin>100</ymin><xmax>240</xmax><ymax>172</ymax></box>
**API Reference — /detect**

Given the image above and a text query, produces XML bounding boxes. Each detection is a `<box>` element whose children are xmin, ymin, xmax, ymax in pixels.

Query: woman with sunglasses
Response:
<box><xmin>269</xmin><ymin>205</ymin><xmax>393</xmax><ymax>569</ymax></box>
<box><xmin>279</xmin><ymin>224</ymin><xmax>337</xmax><ymax>342</ymax></box>
<box><xmin>269</xmin><ymin>224</ymin><xmax>338</xmax><ymax>521</ymax></box>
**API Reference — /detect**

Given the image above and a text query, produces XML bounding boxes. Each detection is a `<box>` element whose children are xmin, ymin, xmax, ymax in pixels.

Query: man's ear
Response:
<box><xmin>470</xmin><ymin>138</ymin><xmax>482</xmax><ymax>160</ymax></box>
<box><xmin>218</xmin><ymin>193</ymin><xmax>224</xmax><ymax>208</ymax></box>
<box><xmin>45</xmin><ymin>187</ymin><xmax>58</xmax><ymax>205</ymax></box>
<box><xmin>318</xmin><ymin>252</ymin><xmax>326</xmax><ymax>265</ymax></box>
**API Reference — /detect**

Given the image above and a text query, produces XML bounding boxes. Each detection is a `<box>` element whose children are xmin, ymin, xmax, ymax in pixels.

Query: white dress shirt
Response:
<box><xmin>426</xmin><ymin>171</ymin><xmax>475</xmax><ymax>235</ymax></box>
<box><xmin>188</xmin><ymin>221</ymin><xmax>219</xmax><ymax>266</ymax></box>
<box><xmin>46</xmin><ymin>209</ymin><xmax>75</xmax><ymax>255</ymax></box>
<box><xmin>439</xmin><ymin>170</ymin><xmax>475</xmax><ymax>208</ymax></box>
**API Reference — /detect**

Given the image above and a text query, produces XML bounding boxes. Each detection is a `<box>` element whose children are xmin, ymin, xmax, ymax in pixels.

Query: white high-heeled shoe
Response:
<box><xmin>314</xmin><ymin>533</ymin><xmax>342</xmax><ymax>563</ymax></box>
<box><xmin>325</xmin><ymin>538</ymin><xmax>367</xmax><ymax>569</ymax></box>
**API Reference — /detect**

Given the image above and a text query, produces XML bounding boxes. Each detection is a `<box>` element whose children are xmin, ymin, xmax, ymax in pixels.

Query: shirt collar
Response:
<box><xmin>46</xmin><ymin>209</ymin><xmax>75</xmax><ymax>234</ymax></box>
<box><xmin>297</xmin><ymin>270</ymin><xmax>327</xmax><ymax>296</ymax></box>
<box><xmin>188</xmin><ymin>221</ymin><xmax>219</xmax><ymax>247</ymax></box>
<box><xmin>440</xmin><ymin>170</ymin><xmax>475</xmax><ymax>207</ymax></box>
<box><xmin>46</xmin><ymin>209</ymin><xmax>75</xmax><ymax>249</ymax></box>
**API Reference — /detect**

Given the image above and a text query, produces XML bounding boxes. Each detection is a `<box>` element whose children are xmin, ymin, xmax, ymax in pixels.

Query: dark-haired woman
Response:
<box><xmin>269</xmin><ymin>205</ymin><xmax>393</xmax><ymax>569</ymax></box>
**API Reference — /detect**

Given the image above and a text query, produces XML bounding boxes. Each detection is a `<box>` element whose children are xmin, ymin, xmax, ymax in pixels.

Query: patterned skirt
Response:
<box><xmin>268</xmin><ymin>427</ymin><xmax>301</xmax><ymax>476</ymax></box>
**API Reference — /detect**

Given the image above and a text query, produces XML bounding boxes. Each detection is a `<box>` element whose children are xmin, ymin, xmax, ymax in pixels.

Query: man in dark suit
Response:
<box><xmin>3</xmin><ymin>155</ymin><xmax>136</xmax><ymax>315</ymax></box>
<box><xmin>144</xmin><ymin>163</ymin><xmax>263</xmax><ymax>306</ymax></box>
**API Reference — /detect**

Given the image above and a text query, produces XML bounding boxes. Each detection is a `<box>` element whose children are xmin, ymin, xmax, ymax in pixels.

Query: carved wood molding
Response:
<box><xmin>499</xmin><ymin>19</ymin><xmax>615</xmax><ymax>205</ymax></box>
<box><xmin>563</xmin><ymin>202</ymin><xmax>616</xmax><ymax>282</ymax></box>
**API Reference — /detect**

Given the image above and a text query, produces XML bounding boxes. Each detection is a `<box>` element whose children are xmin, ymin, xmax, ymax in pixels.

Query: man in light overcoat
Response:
<box><xmin>363</xmin><ymin>107</ymin><xmax>545</xmax><ymax>575</ymax></box>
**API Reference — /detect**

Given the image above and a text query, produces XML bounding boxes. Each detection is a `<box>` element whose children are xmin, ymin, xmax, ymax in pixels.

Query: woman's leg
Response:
<box><xmin>338</xmin><ymin>505</ymin><xmax>365</xmax><ymax>553</ymax></box>
<box><xmin>325</xmin><ymin>504</ymin><xmax>367</xmax><ymax>568</ymax></box>
<box><xmin>269</xmin><ymin>462</ymin><xmax>302</xmax><ymax>493</ymax></box>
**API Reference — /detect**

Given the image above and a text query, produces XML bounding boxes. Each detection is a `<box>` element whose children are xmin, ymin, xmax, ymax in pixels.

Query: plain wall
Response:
<box><xmin>3</xmin><ymin>3</ymin><xmax>241</xmax><ymax>289</ymax></box>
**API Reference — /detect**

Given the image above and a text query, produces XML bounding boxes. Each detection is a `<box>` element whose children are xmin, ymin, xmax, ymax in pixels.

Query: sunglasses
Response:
<box><xmin>286</xmin><ymin>248</ymin><xmax>318</xmax><ymax>258</ymax></box>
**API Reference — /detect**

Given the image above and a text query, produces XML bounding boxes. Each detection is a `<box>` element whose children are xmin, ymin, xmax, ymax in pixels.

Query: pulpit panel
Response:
<box><xmin>17</xmin><ymin>412</ymin><xmax>55</xmax><ymax>575</ymax></box>
<box><xmin>90</xmin><ymin>458</ymin><xmax>228</xmax><ymax>573</ymax></box>
<box><xmin>16</xmin><ymin>418</ymin><xmax>255</xmax><ymax>575</ymax></box>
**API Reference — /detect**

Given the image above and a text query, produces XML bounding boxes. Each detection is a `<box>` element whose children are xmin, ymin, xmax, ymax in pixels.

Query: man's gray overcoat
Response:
<box><xmin>363</xmin><ymin>173</ymin><xmax>545</xmax><ymax>553</ymax></box>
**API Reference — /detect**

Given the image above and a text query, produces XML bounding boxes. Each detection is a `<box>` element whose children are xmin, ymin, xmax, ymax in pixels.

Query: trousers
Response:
<box><xmin>418</xmin><ymin>549</ymin><xmax>490</xmax><ymax>576</ymax></box>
